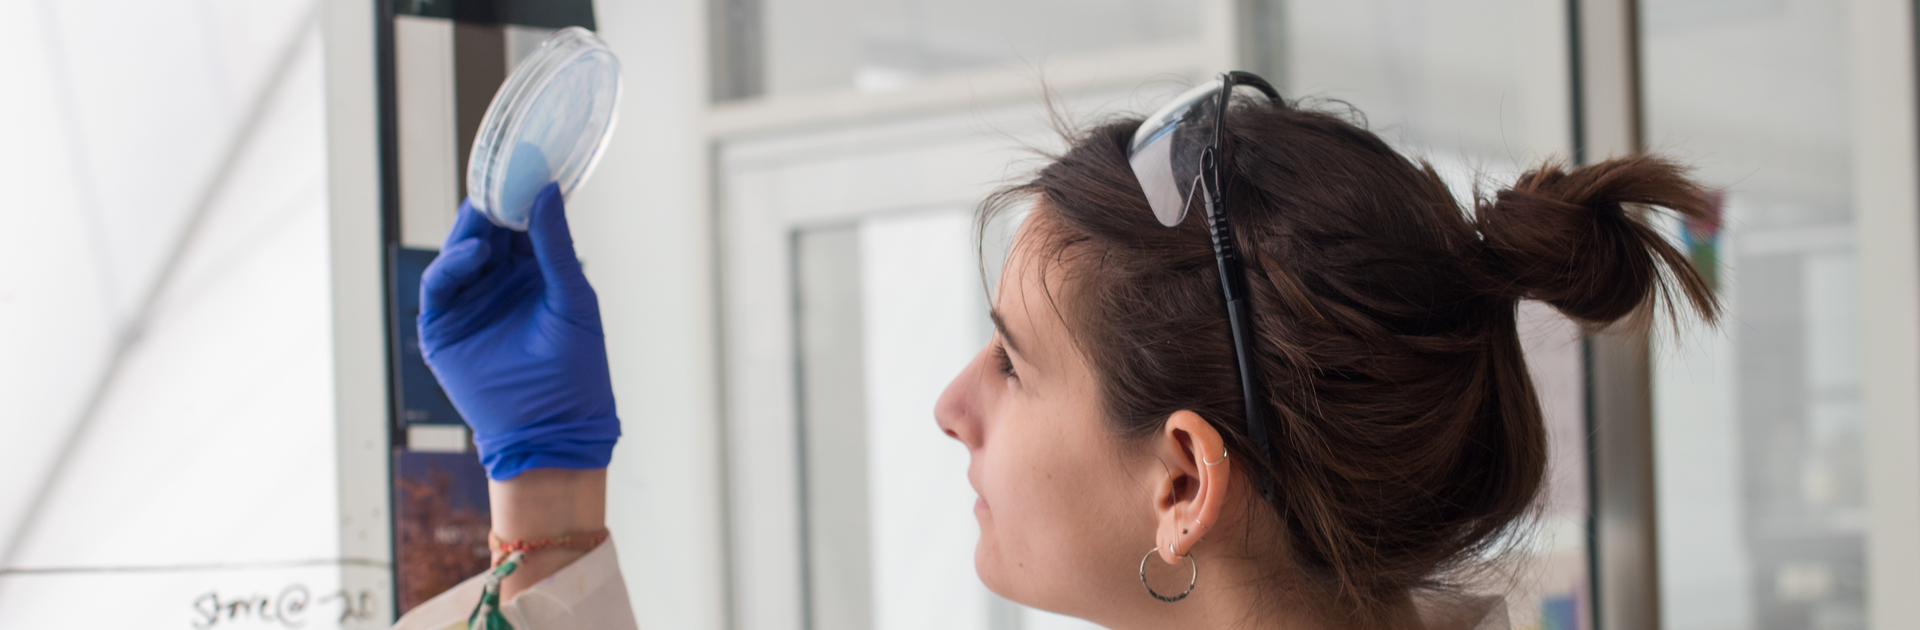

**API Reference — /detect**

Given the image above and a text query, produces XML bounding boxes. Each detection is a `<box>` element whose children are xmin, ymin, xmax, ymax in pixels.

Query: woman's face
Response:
<box><xmin>933</xmin><ymin>221</ymin><xmax>1162</xmax><ymax>618</ymax></box>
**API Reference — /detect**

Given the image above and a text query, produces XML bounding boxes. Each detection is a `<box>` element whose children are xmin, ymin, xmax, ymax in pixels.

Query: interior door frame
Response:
<box><xmin>707</xmin><ymin>9</ymin><xmax>1235</xmax><ymax>625</ymax></box>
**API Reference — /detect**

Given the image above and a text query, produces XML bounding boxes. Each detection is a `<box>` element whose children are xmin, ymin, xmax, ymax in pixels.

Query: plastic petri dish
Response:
<box><xmin>467</xmin><ymin>26</ymin><xmax>622</xmax><ymax>231</ymax></box>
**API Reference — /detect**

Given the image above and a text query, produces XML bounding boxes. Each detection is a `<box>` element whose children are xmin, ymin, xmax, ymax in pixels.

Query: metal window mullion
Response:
<box><xmin>1571</xmin><ymin>2</ymin><xmax>1660</xmax><ymax>630</ymax></box>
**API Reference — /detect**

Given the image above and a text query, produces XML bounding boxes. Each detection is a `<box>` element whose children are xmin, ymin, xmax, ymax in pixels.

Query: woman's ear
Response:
<box><xmin>1150</xmin><ymin>410</ymin><xmax>1230</xmax><ymax>565</ymax></box>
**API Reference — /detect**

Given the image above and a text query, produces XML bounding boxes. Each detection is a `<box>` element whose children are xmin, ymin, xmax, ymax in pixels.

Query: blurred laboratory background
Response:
<box><xmin>2</xmin><ymin>0</ymin><xmax>1918</xmax><ymax>629</ymax></box>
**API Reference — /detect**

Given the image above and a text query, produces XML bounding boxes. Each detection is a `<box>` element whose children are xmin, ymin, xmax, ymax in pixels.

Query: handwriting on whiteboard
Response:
<box><xmin>191</xmin><ymin>584</ymin><xmax>378</xmax><ymax>628</ymax></box>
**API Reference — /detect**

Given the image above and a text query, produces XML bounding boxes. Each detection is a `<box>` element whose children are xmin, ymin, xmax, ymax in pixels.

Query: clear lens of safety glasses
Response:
<box><xmin>468</xmin><ymin>26</ymin><xmax>623</xmax><ymax>231</ymax></box>
<box><xmin>1128</xmin><ymin>81</ymin><xmax>1227</xmax><ymax>227</ymax></box>
<box><xmin>1124</xmin><ymin>71</ymin><xmax>1287</xmax><ymax>504</ymax></box>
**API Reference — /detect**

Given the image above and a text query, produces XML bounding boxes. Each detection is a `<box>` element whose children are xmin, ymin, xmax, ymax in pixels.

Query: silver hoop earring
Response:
<box><xmin>1138</xmin><ymin>547</ymin><xmax>1198</xmax><ymax>603</ymax></box>
<box><xmin>1203</xmin><ymin>452</ymin><xmax>1228</xmax><ymax>466</ymax></box>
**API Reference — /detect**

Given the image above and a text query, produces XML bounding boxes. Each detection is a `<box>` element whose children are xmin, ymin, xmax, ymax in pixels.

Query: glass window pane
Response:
<box><xmin>794</xmin><ymin>208</ymin><xmax>1103</xmax><ymax>630</ymax></box>
<box><xmin>795</xmin><ymin>224</ymin><xmax>875</xmax><ymax>630</ymax></box>
<box><xmin>1644</xmin><ymin>1</ymin><xmax>1868</xmax><ymax>629</ymax></box>
<box><xmin>1275</xmin><ymin>2</ymin><xmax>1587</xmax><ymax>627</ymax></box>
<box><xmin>858</xmin><ymin>212</ymin><xmax>998</xmax><ymax>629</ymax></box>
<box><xmin>726</xmin><ymin>0</ymin><xmax>1201</xmax><ymax>98</ymax></box>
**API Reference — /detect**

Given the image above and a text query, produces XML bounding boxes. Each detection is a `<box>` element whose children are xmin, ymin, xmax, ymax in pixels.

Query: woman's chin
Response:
<box><xmin>973</xmin><ymin>543</ymin><xmax>1014</xmax><ymax>600</ymax></box>
<box><xmin>970</xmin><ymin>503</ymin><xmax>1024</xmax><ymax>605</ymax></box>
<box><xmin>974</xmin><ymin>548</ymin><xmax>1075</xmax><ymax>623</ymax></box>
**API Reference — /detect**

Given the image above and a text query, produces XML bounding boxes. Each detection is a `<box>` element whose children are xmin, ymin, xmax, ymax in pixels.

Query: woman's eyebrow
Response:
<box><xmin>989</xmin><ymin>308</ymin><xmax>1025</xmax><ymax>356</ymax></box>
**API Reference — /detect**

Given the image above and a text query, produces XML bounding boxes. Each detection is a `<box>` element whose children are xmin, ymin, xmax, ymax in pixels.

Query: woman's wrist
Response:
<box><xmin>488</xmin><ymin>467</ymin><xmax>609</xmax><ymax>600</ymax></box>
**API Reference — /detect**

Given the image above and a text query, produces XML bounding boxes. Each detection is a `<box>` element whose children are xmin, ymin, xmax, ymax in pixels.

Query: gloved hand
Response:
<box><xmin>418</xmin><ymin>183</ymin><xmax>619</xmax><ymax>480</ymax></box>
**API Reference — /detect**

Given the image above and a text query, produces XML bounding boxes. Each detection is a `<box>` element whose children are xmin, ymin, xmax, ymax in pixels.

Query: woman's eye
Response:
<box><xmin>992</xmin><ymin>344</ymin><xmax>1018</xmax><ymax>380</ymax></box>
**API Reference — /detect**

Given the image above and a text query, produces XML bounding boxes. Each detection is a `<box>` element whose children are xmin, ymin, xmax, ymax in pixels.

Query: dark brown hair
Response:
<box><xmin>980</xmin><ymin>98</ymin><xmax>1717</xmax><ymax>624</ymax></box>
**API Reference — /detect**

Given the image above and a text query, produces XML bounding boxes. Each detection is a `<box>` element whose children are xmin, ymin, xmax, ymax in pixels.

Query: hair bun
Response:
<box><xmin>1475</xmin><ymin>156</ymin><xmax>1720</xmax><ymax>326</ymax></box>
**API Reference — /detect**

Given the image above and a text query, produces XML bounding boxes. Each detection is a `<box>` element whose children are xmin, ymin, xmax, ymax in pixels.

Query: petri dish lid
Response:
<box><xmin>467</xmin><ymin>26</ymin><xmax>622</xmax><ymax>231</ymax></box>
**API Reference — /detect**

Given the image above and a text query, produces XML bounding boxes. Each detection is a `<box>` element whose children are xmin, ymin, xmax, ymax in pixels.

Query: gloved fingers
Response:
<box><xmin>444</xmin><ymin>198</ymin><xmax>505</xmax><ymax>250</ymax></box>
<box><xmin>420</xmin><ymin>261</ymin><xmax>541</xmax><ymax>354</ymax></box>
<box><xmin>450</xmin><ymin>198</ymin><xmax>516</xmax><ymax>273</ymax></box>
<box><xmin>526</xmin><ymin>183</ymin><xmax>597</xmax><ymax>304</ymax></box>
<box><xmin>420</xmin><ymin>236</ymin><xmax>492</xmax><ymax>316</ymax></box>
<box><xmin>510</xmin><ymin>225</ymin><xmax>535</xmax><ymax>260</ymax></box>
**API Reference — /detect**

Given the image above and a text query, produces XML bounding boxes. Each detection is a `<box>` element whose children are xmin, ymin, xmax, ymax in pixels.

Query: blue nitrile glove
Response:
<box><xmin>418</xmin><ymin>183</ymin><xmax>619</xmax><ymax>480</ymax></box>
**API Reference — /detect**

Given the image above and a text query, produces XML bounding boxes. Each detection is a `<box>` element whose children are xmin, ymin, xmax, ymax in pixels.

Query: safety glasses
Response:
<box><xmin>1127</xmin><ymin>71</ymin><xmax>1284</xmax><ymax>501</ymax></box>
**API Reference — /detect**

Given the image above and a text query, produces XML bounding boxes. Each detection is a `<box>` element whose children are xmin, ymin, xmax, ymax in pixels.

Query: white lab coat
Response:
<box><xmin>390</xmin><ymin>539</ymin><xmax>639</xmax><ymax>630</ymax></box>
<box><xmin>387</xmin><ymin>539</ymin><xmax>1511</xmax><ymax>630</ymax></box>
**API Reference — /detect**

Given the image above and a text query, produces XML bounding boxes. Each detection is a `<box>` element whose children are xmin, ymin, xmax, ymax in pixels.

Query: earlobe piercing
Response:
<box><xmin>1140</xmin><ymin>546</ymin><xmax>1199</xmax><ymax>602</ymax></box>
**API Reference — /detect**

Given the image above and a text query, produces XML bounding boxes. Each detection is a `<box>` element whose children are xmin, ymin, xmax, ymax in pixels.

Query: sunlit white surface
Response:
<box><xmin>0</xmin><ymin>0</ymin><xmax>350</xmax><ymax>625</ymax></box>
<box><xmin>0</xmin><ymin>0</ymin><xmax>116</xmax><ymax>561</ymax></box>
<box><xmin>860</xmin><ymin>212</ymin><xmax>992</xmax><ymax>630</ymax></box>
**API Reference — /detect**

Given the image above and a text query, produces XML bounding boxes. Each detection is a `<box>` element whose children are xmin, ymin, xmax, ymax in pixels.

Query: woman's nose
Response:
<box><xmin>935</xmin><ymin>347</ymin><xmax>988</xmax><ymax>450</ymax></box>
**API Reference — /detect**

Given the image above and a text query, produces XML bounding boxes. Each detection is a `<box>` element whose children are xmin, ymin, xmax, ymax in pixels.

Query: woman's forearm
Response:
<box><xmin>487</xmin><ymin>467</ymin><xmax>608</xmax><ymax>601</ymax></box>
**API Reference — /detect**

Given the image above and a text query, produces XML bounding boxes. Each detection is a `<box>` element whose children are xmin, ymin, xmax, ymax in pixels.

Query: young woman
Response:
<box><xmin>396</xmin><ymin>72</ymin><xmax>1717</xmax><ymax>630</ymax></box>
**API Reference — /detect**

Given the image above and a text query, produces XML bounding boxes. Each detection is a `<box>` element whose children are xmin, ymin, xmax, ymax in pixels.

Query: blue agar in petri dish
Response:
<box><xmin>467</xmin><ymin>26</ymin><xmax>622</xmax><ymax>231</ymax></box>
<box><xmin>497</xmin><ymin>142</ymin><xmax>552</xmax><ymax>228</ymax></box>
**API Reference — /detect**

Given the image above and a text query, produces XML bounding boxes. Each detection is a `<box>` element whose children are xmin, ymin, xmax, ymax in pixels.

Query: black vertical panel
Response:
<box><xmin>393</xmin><ymin>0</ymin><xmax>453</xmax><ymax>19</ymax></box>
<box><xmin>396</xmin><ymin>0</ymin><xmax>596</xmax><ymax>29</ymax></box>
<box><xmin>377</xmin><ymin>0</ymin><xmax>403</xmax><ymax>441</ymax></box>
<box><xmin>452</xmin><ymin>23</ymin><xmax>506</xmax><ymax>196</ymax></box>
<box><xmin>491</xmin><ymin>0</ymin><xmax>595</xmax><ymax>30</ymax></box>
<box><xmin>374</xmin><ymin>0</ymin><xmax>406</xmax><ymax>621</ymax></box>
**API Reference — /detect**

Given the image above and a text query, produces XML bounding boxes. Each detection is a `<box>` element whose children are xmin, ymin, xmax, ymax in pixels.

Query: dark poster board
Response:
<box><xmin>388</xmin><ymin>246</ymin><xmax>487</xmax><ymax>617</ymax></box>
<box><xmin>392</xmin><ymin>451</ymin><xmax>492</xmax><ymax>613</ymax></box>
<box><xmin>392</xmin><ymin>247</ymin><xmax>464</xmax><ymax>427</ymax></box>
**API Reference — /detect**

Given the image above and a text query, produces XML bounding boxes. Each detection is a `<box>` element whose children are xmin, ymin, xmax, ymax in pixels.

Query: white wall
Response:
<box><xmin>569</xmin><ymin>1</ymin><xmax>731</xmax><ymax>628</ymax></box>
<box><xmin>1846</xmin><ymin>0</ymin><xmax>1920</xmax><ymax>625</ymax></box>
